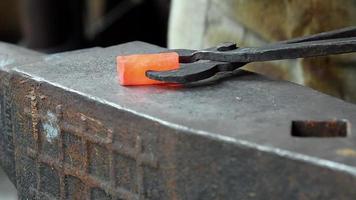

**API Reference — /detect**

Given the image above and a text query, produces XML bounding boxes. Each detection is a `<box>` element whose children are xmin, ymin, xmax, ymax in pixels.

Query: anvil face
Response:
<box><xmin>1</xmin><ymin>41</ymin><xmax>356</xmax><ymax>199</ymax></box>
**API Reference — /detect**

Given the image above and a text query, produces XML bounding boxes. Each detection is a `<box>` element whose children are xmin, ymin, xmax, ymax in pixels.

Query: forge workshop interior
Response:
<box><xmin>1</xmin><ymin>0</ymin><xmax>356</xmax><ymax>199</ymax></box>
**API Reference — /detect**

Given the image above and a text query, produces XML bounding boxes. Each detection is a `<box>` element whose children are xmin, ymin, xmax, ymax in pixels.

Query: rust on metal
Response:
<box><xmin>291</xmin><ymin>120</ymin><xmax>349</xmax><ymax>137</ymax></box>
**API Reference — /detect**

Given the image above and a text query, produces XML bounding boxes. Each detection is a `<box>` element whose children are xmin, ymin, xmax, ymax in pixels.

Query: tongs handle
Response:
<box><xmin>191</xmin><ymin>27</ymin><xmax>356</xmax><ymax>63</ymax></box>
<box><xmin>279</xmin><ymin>26</ymin><xmax>356</xmax><ymax>44</ymax></box>
<box><xmin>197</xmin><ymin>37</ymin><xmax>356</xmax><ymax>63</ymax></box>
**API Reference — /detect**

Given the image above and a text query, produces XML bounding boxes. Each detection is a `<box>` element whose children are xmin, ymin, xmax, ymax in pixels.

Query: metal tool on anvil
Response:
<box><xmin>146</xmin><ymin>26</ymin><xmax>356</xmax><ymax>83</ymax></box>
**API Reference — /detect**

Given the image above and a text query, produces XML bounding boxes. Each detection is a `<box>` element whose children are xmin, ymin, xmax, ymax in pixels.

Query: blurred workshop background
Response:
<box><xmin>1</xmin><ymin>0</ymin><xmax>356</xmax><ymax>198</ymax></box>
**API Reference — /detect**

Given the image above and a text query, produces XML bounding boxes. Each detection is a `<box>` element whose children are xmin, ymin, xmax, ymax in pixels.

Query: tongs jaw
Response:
<box><xmin>146</xmin><ymin>43</ymin><xmax>243</xmax><ymax>83</ymax></box>
<box><xmin>146</xmin><ymin>26</ymin><xmax>356</xmax><ymax>84</ymax></box>
<box><xmin>146</xmin><ymin>61</ymin><xmax>246</xmax><ymax>83</ymax></box>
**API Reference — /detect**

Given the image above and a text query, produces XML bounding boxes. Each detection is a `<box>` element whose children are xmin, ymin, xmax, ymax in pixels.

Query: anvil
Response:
<box><xmin>1</xmin><ymin>41</ymin><xmax>356</xmax><ymax>199</ymax></box>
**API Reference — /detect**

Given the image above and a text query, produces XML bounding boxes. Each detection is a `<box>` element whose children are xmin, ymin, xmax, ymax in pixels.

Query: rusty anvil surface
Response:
<box><xmin>1</xmin><ymin>41</ymin><xmax>356</xmax><ymax>199</ymax></box>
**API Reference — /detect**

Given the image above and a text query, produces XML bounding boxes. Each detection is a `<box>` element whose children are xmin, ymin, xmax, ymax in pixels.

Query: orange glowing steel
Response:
<box><xmin>117</xmin><ymin>52</ymin><xmax>179</xmax><ymax>86</ymax></box>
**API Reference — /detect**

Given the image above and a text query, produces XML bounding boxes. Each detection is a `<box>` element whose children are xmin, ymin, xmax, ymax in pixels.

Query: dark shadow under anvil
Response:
<box><xmin>1</xmin><ymin>41</ymin><xmax>356</xmax><ymax>199</ymax></box>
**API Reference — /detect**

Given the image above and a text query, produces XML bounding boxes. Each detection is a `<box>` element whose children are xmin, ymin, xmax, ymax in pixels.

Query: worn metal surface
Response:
<box><xmin>0</xmin><ymin>42</ymin><xmax>42</xmax><ymax>185</ymax></box>
<box><xmin>1</xmin><ymin>41</ymin><xmax>356</xmax><ymax>199</ymax></box>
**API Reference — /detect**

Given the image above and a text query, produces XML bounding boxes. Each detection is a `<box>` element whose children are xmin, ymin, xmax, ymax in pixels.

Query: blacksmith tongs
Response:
<box><xmin>146</xmin><ymin>26</ymin><xmax>356</xmax><ymax>83</ymax></box>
